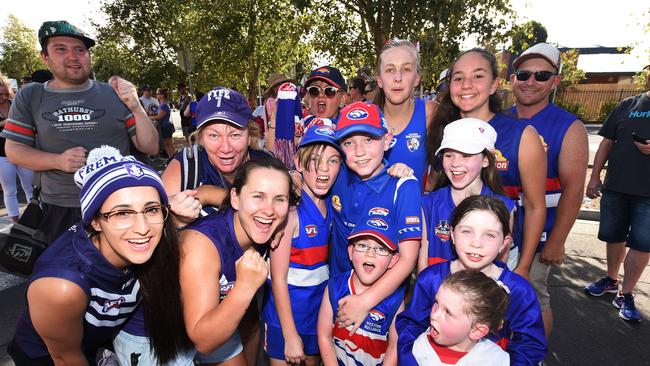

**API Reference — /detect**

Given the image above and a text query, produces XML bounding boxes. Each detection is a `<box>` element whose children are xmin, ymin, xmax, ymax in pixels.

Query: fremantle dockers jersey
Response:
<box><xmin>262</xmin><ymin>191</ymin><xmax>330</xmax><ymax>334</ymax></box>
<box><xmin>13</xmin><ymin>224</ymin><xmax>140</xmax><ymax>363</ymax></box>
<box><xmin>329</xmin><ymin>270</ymin><xmax>405</xmax><ymax>366</ymax></box>
<box><xmin>185</xmin><ymin>208</ymin><xmax>244</xmax><ymax>302</ymax></box>
<box><xmin>385</xmin><ymin>98</ymin><xmax>428</xmax><ymax>189</ymax></box>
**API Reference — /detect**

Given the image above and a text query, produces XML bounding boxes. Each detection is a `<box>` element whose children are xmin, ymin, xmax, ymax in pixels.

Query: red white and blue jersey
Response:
<box><xmin>385</xmin><ymin>99</ymin><xmax>428</xmax><ymax>189</ymax></box>
<box><xmin>329</xmin><ymin>163</ymin><xmax>422</xmax><ymax>275</ymax></box>
<box><xmin>405</xmin><ymin>333</ymin><xmax>509</xmax><ymax>366</ymax></box>
<box><xmin>185</xmin><ymin>208</ymin><xmax>244</xmax><ymax>302</ymax></box>
<box><xmin>13</xmin><ymin>224</ymin><xmax>141</xmax><ymax>363</ymax></box>
<box><xmin>395</xmin><ymin>261</ymin><xmax>547</xmax><ymax>366</ymax></box>
<box><xmin>488</xmin><ymin>113</ymin><xmax>526</xmax><ymax>249</ymax></box>
<box><xmin>328</xmin><ymin>270</ymin><xmax>405</xmax><ymax>366</ymax></box>
<box><xmin>262</xmin><ymin>191</ymin><xmax>330</xmax><ymax>335</ymax></box>
<box><xmin>510</xmin><ymin>104</ymin><xmax>575</xmax><ymax>252</ymax></box>
<box><xmin>423</xmin><ymin>185</ymin><xmax>515</xmax><ymax>265</ymax></box>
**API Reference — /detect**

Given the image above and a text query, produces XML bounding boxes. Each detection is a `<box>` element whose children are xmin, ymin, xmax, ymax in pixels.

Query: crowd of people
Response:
<box><xmin>0</xmin><ymin>18</ymin><xmax>648</xmax><ymax>366</ymax></box>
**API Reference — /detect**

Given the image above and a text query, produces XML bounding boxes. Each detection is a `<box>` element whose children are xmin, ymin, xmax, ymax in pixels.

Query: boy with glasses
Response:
<box><xmin>509</xmin><ymin>43</ymin><xmax>589</xmax><ymax>336</ymax></box>
<box><xmin>318</xmin><ymin>211</ymin><xmax>404</xmax><ymax>366</ymax></box>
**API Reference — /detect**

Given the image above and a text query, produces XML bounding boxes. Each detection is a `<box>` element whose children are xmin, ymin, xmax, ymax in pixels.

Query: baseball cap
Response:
<box><xmin>348</xmin><ymin>208</ymin><xmax>398</xmax><ymax>251</ymax></box>
<box><xmin>299</xmin><ymin>125</ymin><xmax>344</xmax><ymax>155</ymax></box>
<box><xmin>335</xmin><ymin>102</ymin><xmax>388</xmax><ymax>141</ymax></box>
<box><xmin>195</xmin><ymin>87</ymin><xmax>252</xmax><ymax>129</ymax></box>
<box><xmin>435</xmin><ymin>118</ymin><xmax>497</xmax><ymax>155</ymax></box>
<box><xmin>38</xmin><ymin>20</ymin><xmax>95</xmax><ymax>49</ymax></box>
<box><xmin>141</xmin><ymin>84</ymin><xmax>151</xmax><ymax>91</ymax></box>
<box><xmin>306</xmin><ymin>66</ymin><xmax>347</xmax><ymax>91</ymax></box>
<box><xmin>513</xmin><ymin>43</ymin><xmax>561</xmax><ymax>70</ymax></box>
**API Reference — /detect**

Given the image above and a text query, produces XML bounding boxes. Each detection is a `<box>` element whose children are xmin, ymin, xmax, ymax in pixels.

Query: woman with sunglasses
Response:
<box><xmin>426</xmin><ymin>48</ymin><xmax>547</xmax><ymax>280</ymax></box>
<box><xmin>8</xmin><ymin>146</ymin><xmax>191</xmax><ymax>366</ymax></box>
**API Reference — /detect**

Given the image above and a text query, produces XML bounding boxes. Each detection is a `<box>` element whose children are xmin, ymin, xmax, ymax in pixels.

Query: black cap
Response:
<box><xmin>141</xmin><ymin>84</ymin><xmax>151</xmax><ymax>91</ymax></box>
<box><xmin>306</xmin><ymin>66</ymin><xmax>347</xmax><ymax>91</ymax></box>
<box><xmin>38</xmin><ymin>20</ymin><xmax>95</xmax><ymax>49</ymax></box>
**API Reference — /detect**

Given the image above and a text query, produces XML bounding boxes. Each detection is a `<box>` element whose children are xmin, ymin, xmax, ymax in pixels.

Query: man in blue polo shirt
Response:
<box><xmin>329</xmin><ymin>101</ymin><xmax>421</xmax><ymax>333</ymax></box>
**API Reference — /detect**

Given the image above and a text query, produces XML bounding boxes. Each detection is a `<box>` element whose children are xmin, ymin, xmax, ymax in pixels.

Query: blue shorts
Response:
<box><xmin>161</xmin><ymin>122</ymin><xmax>175</xmax><ymax>139</ymax></box>
<box><xmin>195</xmin><ymin>330</ymin><xmax>243</xmax><ymax>364</ymax></box>
<box><xmin>599</xmin><ymin>190</ymin><xmax>650</xmax><ymax>252</ymax></box>
<box><xmin>113</xmin><ymin>330</ymin><xmax>196</xmax><ymax>366</ymax></box>
<box><xmin>264</xmin><ymin>324</ymin><xmax>319</xmax><ymax>360</ymax></box>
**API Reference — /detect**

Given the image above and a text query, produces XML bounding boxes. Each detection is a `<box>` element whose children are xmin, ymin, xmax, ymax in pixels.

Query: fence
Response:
<box><xmin>499</xmin><ymin>84</ymin><xmax>643</xmax><ymax>122</ymax></box>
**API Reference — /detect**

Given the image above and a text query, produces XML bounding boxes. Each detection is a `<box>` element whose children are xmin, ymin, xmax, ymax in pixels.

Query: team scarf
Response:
<box><xmin>275</xmin><ymin>82</ymin><xmax>301</xmax><ymax>168</ymax></box>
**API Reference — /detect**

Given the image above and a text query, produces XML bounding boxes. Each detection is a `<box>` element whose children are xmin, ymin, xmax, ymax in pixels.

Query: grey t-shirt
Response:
<box><xmin>599</xmin><ymin>92</ymin><xmax>650</xmax><ymax>197</ymax></box>
<box><xmin>1</xmin><ymin>80</ymin><xmax>136</xmax><ymax>207</ymax></box>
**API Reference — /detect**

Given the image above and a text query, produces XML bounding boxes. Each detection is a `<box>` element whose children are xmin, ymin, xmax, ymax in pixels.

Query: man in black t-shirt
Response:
<box><xmin>584</xmin><ymin>68</ymin><xmax>650</xmax><ymax>323</ymax></box>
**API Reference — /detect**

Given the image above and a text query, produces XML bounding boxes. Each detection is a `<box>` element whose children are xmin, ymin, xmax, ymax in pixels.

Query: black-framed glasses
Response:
<box><xmin>306</xmin><ymin>85</ymin><xmax>338</xmax><ymax>98</ymax></box>
<box><xmin>514</xmin><ymin>70</ymin><xmax>556</xmax><ymax>82</ymax></box>
<box><xmin>99</xmin><ymin>205</ymin><xmax>170</xmax><ymax>229</ymax></box>
<box><xmin>352</xmin><ymin>243</ymin><xmax>393</xmax><ymax>256</ymax></box>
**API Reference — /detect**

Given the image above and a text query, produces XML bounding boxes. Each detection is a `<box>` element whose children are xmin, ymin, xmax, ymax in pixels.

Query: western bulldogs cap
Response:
<box><xmin>299</xmin><ymin>125</ymin><xmax>344</xmax><ymax>155</ymax></box>
<box><xmin>436</xmin><ymin>118</ymin><xmax>497</xmax><ymax>155</ymax></box>
<box><xmin>306</xmin><ymin>66</ymin><xmax>348</xmax><ymax>91</ymax></box>
<box><xmin>38</xmin><ymin>20</ymin><xmax>95</xmax><ymax>49</ymax></box>
<box><xmin>336</xmin><ymin>102</ymin><xmax>388</xmax><ymax>141</ymax></box>
<box><xmin>74</xmin><ymin>146</ymin><xmax>167</xmax><ymax>224</ymax></box>
<box><xmin>513</xmin><ymin>42</ymin><xmax>561</xmax><ymax>70</ymax></box>
<box><xmin>196</xmin><ymin>87</ymin><xmax>252</xmax><ymax>129</ymax></box>
<box><xmin>348</xmin><ymin>208</ymin><xmax>398</xmax><ymax>251</ymax></box>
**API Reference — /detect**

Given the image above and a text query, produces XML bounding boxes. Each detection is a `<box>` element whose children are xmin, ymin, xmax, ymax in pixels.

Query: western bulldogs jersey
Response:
<box><xmin>186</xmin><ymin>208</ymin><xmax>243</xmax><ymax>302</ymax></box>
<box><xmin>510</xmin><ymin>104</ymin><xmax>576</xmax><ymax>252</ymax></box>
<box><xmin>328</xmin><ymin>270</ymin><xmax>405</xmax><ymax>366</ymax></box>
<box><xmin>407</xmin><ymin>334</ymin><xmax>509</xmax><ymax>366</ymax></box>
<box><xmin>329</xmin><ymin>163</ymin><xmax>422</xmax><ymax>275</ymax></box>
<box><xmin>395</xmin><ymin>261</ymin><xmax>547</xmax><ymax>366</ymax></box>
<box><xmin>385</xmin><ymin>99</ymin><xmax>427</xmax><ymax>189</ymax></box>
<box><xmin>423</xmin><ymin>185</ymin><xmax>515</xmax><ymax>266</ymax></box>
<box><xmin>262</xmin><ymin>191</ymin><xmax>330</xmax><ymax>334</ymax></box>
<box><xmin>13</xmin><ymin>224</ymin><xmax>141</xmax><ymax>362</ymax></box>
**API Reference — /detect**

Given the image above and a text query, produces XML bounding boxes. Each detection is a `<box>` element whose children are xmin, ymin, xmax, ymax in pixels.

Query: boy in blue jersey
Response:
<box><xmin>329</xmin><ymin>101</ymin><xmax>421</xmax><ymax>333</ymax></box>
<box><xmin>318</xmin><ymin>212</ymin><xmax>405</xmax><ymax>366</ymax></box>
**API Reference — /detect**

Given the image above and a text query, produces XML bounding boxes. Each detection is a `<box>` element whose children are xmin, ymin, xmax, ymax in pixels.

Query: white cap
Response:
<box><xmin>435</xmin><ymin>118</ymin><xmax>497</xmax><ymax>155</ymax></box>
<box><xmin>513</xmin><ymin>43</ymin><xmax>561</xmax><ymax>70</ymax></box>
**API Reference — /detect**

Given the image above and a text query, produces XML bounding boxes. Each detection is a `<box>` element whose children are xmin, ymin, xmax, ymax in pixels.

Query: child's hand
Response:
<box><xmin>336</xmin><ymin>294</ymin><xmax>370</xmax><ymax>335</ymax></box>
<box><xmin>387</xmin><ymin>162</ymin><xmax>414</xmax><ymax>178</ymax></box>
<box><xmin>284</xmin><ymin>333</ymin><xmax>306</xmax><ymax>364</ymax></box>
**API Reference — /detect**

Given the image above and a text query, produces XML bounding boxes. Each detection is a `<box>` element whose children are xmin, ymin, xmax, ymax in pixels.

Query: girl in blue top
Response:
<box><xmin>419</xmin><ymin>117</ymin><xmax>515</xmax><ymax>273</ymax></box>
<box><xmin>396</xmin><ymin>195</ymin><xmax>547</xmax><ymax>366</ymax></box>
<box><xmin>262</xmin><ymin>125</ymin><xmax>343</xmax><ymax>366</ymax></box>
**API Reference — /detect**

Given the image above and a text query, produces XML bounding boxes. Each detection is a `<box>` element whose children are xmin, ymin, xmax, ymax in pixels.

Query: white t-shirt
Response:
<box><xmin>140</xmin><ymin>96</ymin><xmax>159</xmax><ymax>116</ymax></box>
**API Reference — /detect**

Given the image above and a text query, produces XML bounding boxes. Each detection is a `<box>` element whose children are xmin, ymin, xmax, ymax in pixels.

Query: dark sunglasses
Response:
<box><xmin>306</xmin><ymin>85</ymin><xmax>338</xmax><ymax>98</ymax></box>
<box><xmin>515</xmin><ymin>70</ymin><xmax>556</xmax><ymax>82</ymax></box>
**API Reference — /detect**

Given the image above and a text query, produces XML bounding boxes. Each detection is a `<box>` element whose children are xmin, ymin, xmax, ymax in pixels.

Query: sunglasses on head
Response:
<box><xmin>306</xmin><ymin>85</ymin><xmax>339</xmax><ymax>98</ymax></box>
<box><xmin>515</xmin><ymin>70</ymin><xmax>556</xmax><ymax>82</ymax></box>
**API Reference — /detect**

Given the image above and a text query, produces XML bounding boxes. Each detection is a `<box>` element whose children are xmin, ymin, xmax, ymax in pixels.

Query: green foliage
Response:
<box><xmin>509</xmin><ymin>20</ymin><xmax>547</xmax><ymax>55</ymax></box>
<box><xmin>559</xmin><ymin>49</ymin><xmax>585</xmax><ymax>88</ymax></box>
<box><xmin>0</xmin><ymin>15</ymin><xmax>44</xmax><ymax>79</ymax></box>
<box><xmin>557</xmin><ymin>100</ymin><xmax>587</xmax><ymax>121</ymax></box>
<box><xmin>599</xmin><ymin>100</ymin><xmax>619</xmax><ymax>121</ymax></box>
<box><xmin>633</xmin><ymin>68</ymin><xmax>648</xmax><ymax>88</ymax></box>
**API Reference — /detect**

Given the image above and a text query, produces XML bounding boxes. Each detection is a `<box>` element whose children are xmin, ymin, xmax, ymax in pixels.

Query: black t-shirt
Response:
<box><xmin>599</xmin><ymin>92</ymin><xmax>650</xmax><ymax>196</ymax></box>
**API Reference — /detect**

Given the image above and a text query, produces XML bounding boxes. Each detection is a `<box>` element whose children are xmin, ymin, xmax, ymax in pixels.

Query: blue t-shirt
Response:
<box><xmin>159</xmin><ymin>103</ymin><xmax>172</xmax><ymax>127</ymax></box>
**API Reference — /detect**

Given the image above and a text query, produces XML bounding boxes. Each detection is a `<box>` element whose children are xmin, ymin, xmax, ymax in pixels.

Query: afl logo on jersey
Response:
<box><xmin>346</xmin><ymin>108</ymin><xmax>368</xmax><ymax>120</ymax></box>
<box><xmin>369</xmin><ymin>310</ymin><xmax>386</xmax><ymax>323</ymax></box>
<box><xmin>493</xmin><ymin>149</ymin><xmax>509</xmax><ymax>171</ymax></box>
<box><xmin>367</xmin><ymin>218</ymin><xmax>389</xmax><ymax>230</ymax></box>
<box><xmin>435</xmin><ymin>220</ymin><xmax>451</xmax><ymax>242</ymax></box>
<box><xmin>305</xmin><ymin>224</ymin><xmax>318</xmax><ymax>237</ymax></box>
<box><xmin>331</xmin><ymin>195</ymin><xmax>342</xmax><ymax>212</ymax></box>
<box><xmin>368</xmin><ymin>207</ymin><xmax>389</xmax><ymax>216</ymax></box>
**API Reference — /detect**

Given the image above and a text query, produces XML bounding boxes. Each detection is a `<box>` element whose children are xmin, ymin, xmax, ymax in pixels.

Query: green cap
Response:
<box><xmin>38</xmin><ymin>20</ymin><xmax>95</xmax><ymax>49</ymax></box>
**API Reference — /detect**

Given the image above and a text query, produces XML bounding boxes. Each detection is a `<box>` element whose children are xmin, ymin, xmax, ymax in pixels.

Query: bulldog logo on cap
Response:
<box><xmin>346</xmin><ymin>108</ymin><xmax>369</xmax><ymax>120</ymax></box>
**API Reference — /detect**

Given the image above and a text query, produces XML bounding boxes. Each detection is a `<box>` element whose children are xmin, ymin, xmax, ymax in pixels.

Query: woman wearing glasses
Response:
<box><xmin>8</xmin><ymin>146</ymin><xmax>191</xmax><ymax>366</ymax></box>
<box><xmin>426</xmin><ymin>48</ymin><xmax>547</xmax><ymax>279</ymax></box>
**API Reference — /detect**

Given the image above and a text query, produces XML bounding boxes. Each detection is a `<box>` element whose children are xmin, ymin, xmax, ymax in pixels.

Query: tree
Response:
<box><xmin>559</xmin><ymin>49</ymin><xmax>585</xmax><ymax>88</ymax></box>
<box><xmin>0</xmin><ymin>15</ymin><xmax>43</xmax><ymax>79</ymax></box>
<box><xmin>509</xmin><ymin>20</ymin><xmax>548</xmax><ymax>55</ymax></box>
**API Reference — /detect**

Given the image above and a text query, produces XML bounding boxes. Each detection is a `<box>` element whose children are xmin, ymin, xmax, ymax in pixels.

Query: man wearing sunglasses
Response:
<box><xmin>509</xmin><ymin>43</ymin><xmax>589</xmax><ymax>338</ymax></box>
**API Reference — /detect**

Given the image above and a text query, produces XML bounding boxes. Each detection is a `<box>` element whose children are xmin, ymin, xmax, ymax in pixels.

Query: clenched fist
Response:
<box><xmin>235</xmin><ymin>249</ymin><xmax>268</xmax><ymax>294</ymax></box>
<box><xmin>109</xmin><ymin>76</ymin><xmax>142</xmax><ymax>111</ymax></box>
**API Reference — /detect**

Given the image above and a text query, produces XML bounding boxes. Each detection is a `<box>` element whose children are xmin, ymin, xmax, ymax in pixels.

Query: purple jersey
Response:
<box><xmin>385</xmin><ymin>99</ymin><xmax>427</xmax><ymax>189</ymax></box>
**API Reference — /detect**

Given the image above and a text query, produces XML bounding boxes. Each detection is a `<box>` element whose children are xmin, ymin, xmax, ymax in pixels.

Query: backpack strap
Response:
<box><xmin>28</xmin><ymin>83</ymin><xmax>44</xmax><ymax>190</ymax></box>
<box><xmin>180</xmin><ymin>144</ymin><xmax>201</xmax><ymax>190</ymax></box>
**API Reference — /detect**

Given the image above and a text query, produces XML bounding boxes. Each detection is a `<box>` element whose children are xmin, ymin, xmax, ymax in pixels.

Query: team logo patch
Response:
<box><xmin>331</xmin><ymin>195</ymin><xmax>342</xmax><ymax>212</ymax></box>
<box><xmin>493</xmin><ymin>149</ymin><xmax>509</xmax><ymax>171</ymax></box>
<box><xmin>367</xmin><ymin>218</ymin><xmax>388</xmax><ymax>230</ymax></box>
<box><xmin>278</xmin><ymin>82</ymin><xmax>296</xmax><ymax>92</ymax></box>
<box><xmin>539</xmin><ymin>136</ymin><xmax>549</xmax><ymax>153</ymax></box>
<box><xmin>124</xmin><ymin>163</ymin><xmax>145</xmax><ymax>178</ymax></box>
<box><xmin>316</xmin><ymin>67</ymin><xmax>330</xmax><ymax>74</ymax></box>
<box><xmin>314</xmin><ymin>126</ymin><xmax>335</xmax><ymax>137</ymax></box>
<box><xmin>406</xmin><ymin>216</ymin><xmax>420</xmax><ymax>225</ymax></box>
<box><xmin>368</xmin><ymin>207</ymin><xmax>389</xmax><ymax>216</ymax></box>
<box><xmin>346</xmin><ymin>108</ymin><xmax>368</xmax><ymax>120</ymax></box>
<box><xmin>368</xmin><ymin>310</ymin><xmax>386</xmax><ymax>323</ymax></box>
<box><xmin>406</xmin><ymin>133</ymin><xmax>421</xmax><ymax>152</ymax></box>
<box><xmin>219</xmin><ymin>275</ymin><xmax>235</xmax><ymax>301</ymax></box>
<box><xmin>102</xmin><ymin>297</ymin><xmax>125</xmax><ymax>313</ymax></box>
<box><xmin>435</xmin><ymin>220</ymin><xmax>451</xmax><ymax>242</ymax></box>
<box><xmin>305</xmin><ymin>224</ymin><xmax>318</xmax><ymax>237</ymax></box>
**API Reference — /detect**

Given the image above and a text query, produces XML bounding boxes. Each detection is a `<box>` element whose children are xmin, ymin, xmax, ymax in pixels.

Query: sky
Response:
<box><xmin>1</xmin><ymin>0</ymin><xmax>648</xmax><ymax>55</ymax></box>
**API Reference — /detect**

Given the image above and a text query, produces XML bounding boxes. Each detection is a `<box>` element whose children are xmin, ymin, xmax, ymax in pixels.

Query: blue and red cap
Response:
<box><xmin>299</xmin><ymin>125</ymin><xmax>344</xmax><ymax>156</ymax></box>
<box><xmin>306</xmin><ymin>66</ymin><xmax>347</xmax><ymax>91</ymax></box>
<box><xmin>335</xmin><ymin>102</ymin><xmax>389</xmax><ymax>141</ymax></box>
<box><xmin>196</xmin><ymin>87</ymin><xmax>252</xmax><ymax>129</ymax></box>
<box><xmin>348</xmin><ymin>207</ymin><xmax>398</xmax><ymax>251</ymax></box>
